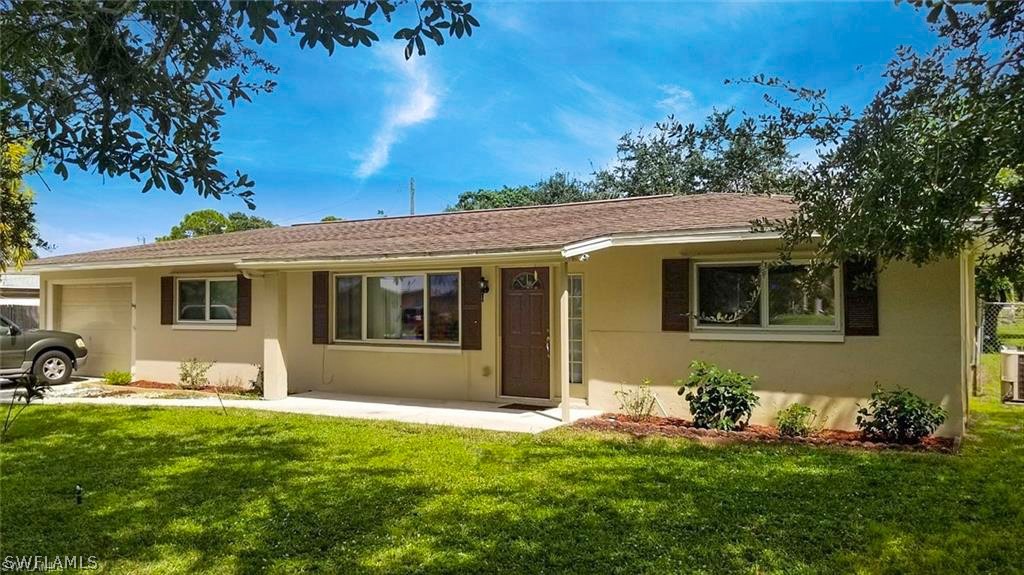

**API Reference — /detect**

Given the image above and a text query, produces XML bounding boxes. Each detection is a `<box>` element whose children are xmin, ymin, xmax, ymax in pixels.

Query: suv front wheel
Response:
<box><xmin>33</xmin><ymin>350</ymin><xmax>73</xmax><ymax>385</ymax></box>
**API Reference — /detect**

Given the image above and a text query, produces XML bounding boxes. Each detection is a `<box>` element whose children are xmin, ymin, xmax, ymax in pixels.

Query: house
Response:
<box><xmin>0</xmin><ymin>273</ymin><xmax>41</xmax><ymax>330</ymax></box>
<box><xmin>24</xmin><ymin>194</ymin><xmax>976</xmax><ymax>436</ymax></box>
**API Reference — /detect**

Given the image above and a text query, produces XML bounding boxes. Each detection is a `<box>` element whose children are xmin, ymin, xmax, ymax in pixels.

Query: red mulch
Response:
<box><xmin>574</xmin><ymin>414</ymin><xmax>957</xmax><ymax>453</ymax></box>
<box><xmin>127</xmin><ymin>380</ymin><xmax>252</xmax><ymax>395</ymax></box>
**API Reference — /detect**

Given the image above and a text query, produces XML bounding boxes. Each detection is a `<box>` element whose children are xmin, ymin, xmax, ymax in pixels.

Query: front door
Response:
<box><xmin>501</xmin><ymin>267</ymin><xmax>550</xmax><ymax>399</ymax></box>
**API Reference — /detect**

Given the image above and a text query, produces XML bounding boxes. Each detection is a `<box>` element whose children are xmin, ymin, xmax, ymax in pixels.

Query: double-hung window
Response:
<box><xmin>334</xmin><ymin>272</ymin><xmax>460</xmax><ymax>345</ymax></box>
<box><xmin>695</xmin><ymin>261</ymin><xmax>839</xmax><ymax>331</ymax></box>
<box><xmin>177</xmin><ymin>278</ymin><xmax>238</xmax><ymax>323</ymax></box>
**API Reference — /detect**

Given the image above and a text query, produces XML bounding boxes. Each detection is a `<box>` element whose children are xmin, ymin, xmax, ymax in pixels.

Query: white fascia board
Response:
<box><xmin>560</xmin><ymin>228</ymin><xmax>782</xmax><ymax>258</ymax></box>
<box><xmin>24</xmin><ymin>256</ymin><xmax>243</xmax><ymax>273</ymax></box>
<box><xmin>237</xmin><ymin>248</ymin><xmax>565</xmax><ymax>271</ymax></box>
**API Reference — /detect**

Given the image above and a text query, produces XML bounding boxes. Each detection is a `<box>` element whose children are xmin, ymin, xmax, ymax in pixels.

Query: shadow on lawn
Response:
<box><xmin>1</xmin><ymin>404</ymin><xmax>1023</xmax><ymax>574</ymax></box>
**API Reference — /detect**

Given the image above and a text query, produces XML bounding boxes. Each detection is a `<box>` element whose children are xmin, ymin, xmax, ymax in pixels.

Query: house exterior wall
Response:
<box><xmin>37</xmin><ymin>238</ymin><xmax>968</xmax><ymax>436</ymax></box>
<box><xmin>39</xmin><ymin>267</ymin><xmax>263</xmax><ymax>385</ymax></box>
<box><xmin>573</xmin><ymin>243</ymin><xmax>966</xmax><ymax>437</ymax></box>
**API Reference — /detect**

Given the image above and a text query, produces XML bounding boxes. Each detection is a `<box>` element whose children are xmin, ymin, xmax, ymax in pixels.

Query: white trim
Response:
<box><xmin>45</xmin><ymin>277</ymin><xmax>137</xmax><ymax>377</ymax></box>
<box><xmin>561</xmin><ymin>228</ymin><xmax>785</xmax><ymax>258</ymax></box>
<box><xmin>171</xmin><ymin>324</ymin><xmax>238</xmax><ymax>332</ymax></box>
<box><xmin>327</xmin><ymin>344</ymin><xmax>462</xmax><ymax>355</ymax></box>
<box><xmin>242</xmin><ymin>250</ymin><xmax>564</xmax><ymax>271</ymax></box>
<box><xmin>689</xmin><ymin>331</ymin><xmax>845</xmax><ymax>343</ymax></box>
<box><xmin>26</xmin><ymin>256</ymin><xmax>241</xmax><ymax>273</ymax></box>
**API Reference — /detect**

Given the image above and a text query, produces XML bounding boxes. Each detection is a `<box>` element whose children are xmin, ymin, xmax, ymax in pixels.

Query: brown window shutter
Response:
<box><xmin>662</xmin><ymin>259</ymin><xmax>690</xmax><ymax>332</ymax></box>
<box><xmin>160</xmin><ymin>276</ymin><xmax>174</xmax><ymax>325</ymax></box>
<box><xmin>236</xmin><ymin>274</ymin><xmax>252</xmax><ymax>326</ymax></box>
<box><xmin>312</xmin><ymin>271</ymin><xmax>330</xmax><ymax>344</ymax></box>
<box><xmin>844</xmin><ymin>259</ymin><xmax>879</xmax><ymax>336</ymax></box>
<box><xmin>460</xmin><ymin>267</ymin><xmax>482</xmax><ymax>350</ymax></box>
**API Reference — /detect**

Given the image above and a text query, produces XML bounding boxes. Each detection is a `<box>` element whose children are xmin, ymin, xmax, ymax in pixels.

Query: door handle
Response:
<box><xmin>545</xmin><ymin>337</ymin><xmax>550</xmax><ymax>355</ymax></box>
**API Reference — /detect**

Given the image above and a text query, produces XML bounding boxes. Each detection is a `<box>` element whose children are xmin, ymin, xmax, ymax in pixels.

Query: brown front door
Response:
<box><xmin>501</xmin><ymin>267</ymin><xmax>550</xmax><ymax>399</ymax></box>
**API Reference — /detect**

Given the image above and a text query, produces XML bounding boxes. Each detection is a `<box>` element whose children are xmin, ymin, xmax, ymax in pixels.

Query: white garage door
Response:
<box><xmin>56</xmin><ymin>284</ymin><xmax>132</xmax><ymax>377</ymax></box>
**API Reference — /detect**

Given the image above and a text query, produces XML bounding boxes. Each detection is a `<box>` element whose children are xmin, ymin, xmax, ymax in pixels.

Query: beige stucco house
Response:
<box><xmin>25</xmin><ymin>194</ymin><xmax>976</xmax><ymax>436</ymax></box>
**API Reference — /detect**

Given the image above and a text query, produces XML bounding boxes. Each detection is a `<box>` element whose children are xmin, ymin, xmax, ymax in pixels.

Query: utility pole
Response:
<box><xmin>409</xmin><ymin>177</ymin><xmax>415</xmax><ymax>215</ymax></box>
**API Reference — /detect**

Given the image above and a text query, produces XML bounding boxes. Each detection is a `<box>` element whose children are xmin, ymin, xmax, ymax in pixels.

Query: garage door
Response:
<box><xmin>56</xmin><ymin>284</ymin><xmax>131</xmax><ymax>377</ymax></box>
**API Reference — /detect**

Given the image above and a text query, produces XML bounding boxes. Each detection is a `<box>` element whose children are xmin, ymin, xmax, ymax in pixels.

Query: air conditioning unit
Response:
<box><xmin>1001</xmin><ymin>348</ymin><xmax>1024</xmax><ymax>402</ymax></box>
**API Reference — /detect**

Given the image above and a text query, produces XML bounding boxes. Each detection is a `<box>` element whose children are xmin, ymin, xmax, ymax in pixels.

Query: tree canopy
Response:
<box><xmin>1</xmin><ymin>0</ymin><xmax>479</xmax><ymax>207</ymax></box>
<box><xmin>156</xmin><ymin>209</ymin><xmax>275</xmax><ymax>242</ymax></box>
<box><xmin>747</xmin><ymin>0</ymin><xmax>1023</xmax><ymax>278</ymax></box>
<box><xmin>447</xmin><ymin>172</ymin><xmax>611</xmax><ymax>212</ymax></box>
<box><xmin>0</xmin><ymin>141</ymin><xmax>48</xmax><ymax>271</ymax></box>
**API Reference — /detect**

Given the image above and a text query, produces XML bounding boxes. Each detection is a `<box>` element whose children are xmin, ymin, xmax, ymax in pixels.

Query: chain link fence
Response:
<box><xmin>979</xmin><ymin>302</ymin><xmax>1024</xmax><ymax>354</ymax></box>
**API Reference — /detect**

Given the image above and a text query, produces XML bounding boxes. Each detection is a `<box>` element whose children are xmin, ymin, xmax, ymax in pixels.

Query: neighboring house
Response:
<box><xmin>24</xmin><ymin>194</ymin><xmax>976</xmax><ymax>436</ymax></box>
<box><xmin>0</xmin><ymin>273</ymin><xmax>40</xmax><ymax>330</ymax></box>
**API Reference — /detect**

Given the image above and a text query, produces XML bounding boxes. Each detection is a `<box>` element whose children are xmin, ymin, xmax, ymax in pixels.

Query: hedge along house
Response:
<box><xmin>25</xmin><ymin>194</ymin><xmax>976</xmax><ymax>436</ymax></box>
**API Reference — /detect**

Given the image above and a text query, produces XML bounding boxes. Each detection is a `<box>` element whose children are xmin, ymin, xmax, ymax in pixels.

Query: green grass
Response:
<box><xmin>1</xmin><ymin>372</ymin><xmax>1023</xmax><ymax>574</ymax></box>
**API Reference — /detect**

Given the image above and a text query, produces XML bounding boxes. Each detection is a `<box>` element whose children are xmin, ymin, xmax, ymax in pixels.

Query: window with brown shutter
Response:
<box><xmin>236</xmin><ymin>274</ymin><xmax>252</xmax><ymax>326</ymax></box>
<box><xmin>160</xmin><ymin>276</ymin><xmax>174</xmax><ymax>325</ymax></box>
<box><xmin>460</xmin><ymin>267</ymin><xmax>482</xmax><ymax>350</ymax></box>
<box><xmin>843</xmin><ymin>259</ymin><xmax>879</xmax><ymax>336</ymax></box>
<box><xmin>312</xmin><ymin>271</ymin><xmax>330</xmax><ymax>344</ymax></box>
<box><xmin>662</xmin><ymin>259</ymin><xmax>690</xmax><ymax>332</ymax></box>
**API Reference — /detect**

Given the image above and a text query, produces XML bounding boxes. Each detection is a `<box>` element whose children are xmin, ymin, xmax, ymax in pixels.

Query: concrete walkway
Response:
<box><xmin>2</xmin><ymin>381</ymin><xmax>601</xmax><ymax>434</ymax></box>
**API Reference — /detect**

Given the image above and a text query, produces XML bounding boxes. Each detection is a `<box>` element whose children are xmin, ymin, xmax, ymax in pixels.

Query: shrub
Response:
<box><xmin>676</xmin><ymin>361</ymin><xmax>760</xmax><ymax>431</ymax></box>
<box><xmin>613</xmin><ymin>379</ymin><xmax>658</xmax><ymax>418</ymax></box>
<box><xmin>178</xmin><ymin>358</ymin><xmax>214</xmax><ymax>390</ymax></box>
<box><xmin>776</xmin><ymin>404</ymin><xmax>818</xmax><ymax>437</ymax></box>
<box><xmin>856</xmin><ymin>386</ymin><xmax>947</xmax><ymax>444</ymax></box>
<box><xmin>102</xmin><ymin>370</ymin><xmax>132</xmax><ymax>386</ymax></box>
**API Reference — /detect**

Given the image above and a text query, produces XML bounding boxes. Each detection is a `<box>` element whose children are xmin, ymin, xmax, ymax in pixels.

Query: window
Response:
<box><xmin>695</xmin><ymin>261</ymin><xmax>839</xmax><ymax>331</ymax></box>
<box><xmin>177</xmin><ymin>278</ymin><xmax>237</xmax><ymax>323</ymax></box>
<box><xmin>334</xmin><ymin>272</ymin><xmax>460</xmax><ymax>345</ymax></box>
<box><xmin>568</xmin><ymin>274</ymin><xmax>584</xmax><ymax>384</ymax></box>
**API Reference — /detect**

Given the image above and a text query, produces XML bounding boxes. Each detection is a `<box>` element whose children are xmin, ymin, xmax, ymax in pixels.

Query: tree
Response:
<box><xmin>157</xmin><ymin>209</ymin><xmax>275</xmax><ymax>242</ymax></box>
<box><xmin>448</xmin><ymin>172</ymin><xmax>611</xmax><ymax>211</ymax></box>
<box><xmin>747</xmin><ymin>1</ymin><xmax>1024</xmax><ymax>280</ymax></box>
<box><xmin>1</xmin><ymin>141</ymin><xmax>49</xmax><ymax>271</ymax></box>
<box><xmin>320</xmin><ymin>215</ymin><xmax>343</xmax><ymax>222</ymax></box>
<box><xmin>593</xmin><ymin>109</ymin><xmax>797</xmax><ymax>198</ymax></box>
<box><xmin>1</xmin><ymin>0</ymin><xmax>479</xmax><ymax>208</ymax></box>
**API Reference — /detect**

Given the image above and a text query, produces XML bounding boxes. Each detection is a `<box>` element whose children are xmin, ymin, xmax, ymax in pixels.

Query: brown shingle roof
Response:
<box><xmin>27</xmin><ymin>193</ymin><xmax>795</xmax><ymax>268</ymax></box>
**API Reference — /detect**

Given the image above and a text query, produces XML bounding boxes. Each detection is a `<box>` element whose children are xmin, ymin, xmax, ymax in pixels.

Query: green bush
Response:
<box><xmin>776</xmin><ymin>404</ymin><xmax>818</xmax><ymax>437</ymax></box>
<box><xmin>178</xmin><ymin>358</ymin><xmax>214</xmax><ymax>390</ymax></box>
<box><xmin>102</xmin><ymin>370</ymin><xmax>132</xmax><ymax>386</ymax></box>
<box><xmin>676</xmin><ymin>361</ymin><xmax>759</xmax><ymax>431</ymax></box>
<box><xmin>856</xmin><ymin>386</ymin><xmax>947</xmax><ymax>444</ymax></box>
<box><xmin>613</xmin><ymin>378</ymin><xmax>658</xmax><ymax>418</ymax></box>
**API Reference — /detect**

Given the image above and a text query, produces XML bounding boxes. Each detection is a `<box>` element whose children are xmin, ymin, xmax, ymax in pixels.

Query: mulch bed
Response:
<box><xmin>575</xmin><ymin>414</ymin><xmax>957</xmax><ymax>453</ymax></box>
<box><xmin>126</xmin><ymin>380</ymin><xmax>255</xmax><ymax>396</ymax></box>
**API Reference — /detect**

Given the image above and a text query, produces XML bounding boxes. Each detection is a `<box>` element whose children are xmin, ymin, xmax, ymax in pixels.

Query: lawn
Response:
<box><xmin>1</xmin><ymin>374</ymin><xmax>1023</xmax><ymax>574</ymax></box>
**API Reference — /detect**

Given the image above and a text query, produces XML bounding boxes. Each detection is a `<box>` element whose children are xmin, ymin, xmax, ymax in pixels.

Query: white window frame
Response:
<box><xmin>693</xmin><ymin>260</ymin><xmax>842</xmax><ymax>333</ymax></box>
<box><xmin>568</xmin><ymin>273</ymin><xmax>584</xmax><ymax>385</ymax></box>
<box><xmin>175</xmin><ymin>277</ymin><xmax>238</xmax><ymax>325</ymax></box>
<box><xmin>333</xmin><ymin>271</ymin><xmax>462</xmax><ymax>347</ymax></box>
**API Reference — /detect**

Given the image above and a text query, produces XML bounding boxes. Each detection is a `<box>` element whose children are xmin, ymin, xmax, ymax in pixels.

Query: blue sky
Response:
<box><xmin>34</xmin><ymin>1</ymin><xmax>940</xmax><ymax>256</ymax></box>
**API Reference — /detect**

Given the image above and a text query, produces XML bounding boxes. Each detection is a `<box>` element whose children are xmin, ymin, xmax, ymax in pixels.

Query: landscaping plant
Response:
<box><xmin>178</xmin><ymin>359</ymin><xmax>214</xmax><ymax>390</ymax></box>
<box><xmin>102</xmin><ymin>370</ymin><xmax>132</xmax><ymax>386</ymax></box>
<box><xmin>677</xmin><ymin>361</ymin><xmax>759</xmax><ymax>431</ymax></box>
<box><xmin>856</xmin><ymin>386</ymin><xmax>947</xmax><ymax>444</ymax></box>
<box><xmin>776</xmin><ymin>404</ymin><xmax>818</xmax><ymax>437</ymax></box>
<box><xmin>613</xmin><ymin>379</ymin><xmax>658</xmax><ymax>418</ymax></box>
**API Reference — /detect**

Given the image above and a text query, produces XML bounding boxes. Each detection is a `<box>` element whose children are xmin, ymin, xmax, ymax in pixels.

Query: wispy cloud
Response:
<box><xmin>657</xmin><ymin>84</ymin><xmax>696</xmax><ymax>116</ymax></box>
<box><xmin>39</xmin><ymin>224</ymin><xmax>140</xmax><ymax>256</ymax></box>
<box><xmin>355</xmin><ymin>47</ymin><xmax>440</xmax><ymax>179</ymax></box>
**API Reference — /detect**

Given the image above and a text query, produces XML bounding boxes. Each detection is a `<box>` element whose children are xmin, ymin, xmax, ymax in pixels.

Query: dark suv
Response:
<box><xmin>0</xmin><ymin>315</ymin><xmax>88</xmax><ymax>385</ymax></box>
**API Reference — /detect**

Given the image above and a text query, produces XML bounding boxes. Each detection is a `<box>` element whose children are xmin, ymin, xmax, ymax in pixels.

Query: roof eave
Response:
<box><xmin>560</xmin><ymin>227</ymin><xmax>785</xmax><ymax>258</ymax></box>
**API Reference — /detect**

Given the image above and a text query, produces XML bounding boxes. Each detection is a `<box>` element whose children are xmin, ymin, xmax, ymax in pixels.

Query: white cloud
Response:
<box><xmin>355</xmin><ymin>46</ymin><xmax>440</xmax><ymax>179</ymax></box>
<box><xmin>39</xmin><ymin>224</ymin><xmax>139</xmax><ymax>256</ymax></box>
<box><xmin>657</xmin><ymin>84</ymin><xmax>696</xmax><ymax>116</ymax></box>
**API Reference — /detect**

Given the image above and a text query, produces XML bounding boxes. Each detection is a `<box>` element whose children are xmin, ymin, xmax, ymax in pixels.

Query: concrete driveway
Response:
<box><xmin>1</xmin><ymin>381</ymin><xmax>600</xmax><ymax>434</ymax></box>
